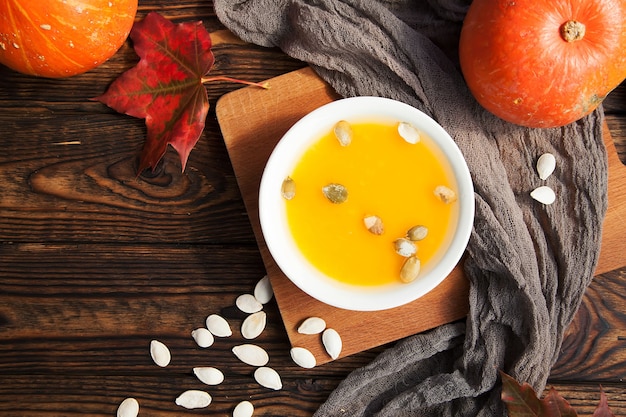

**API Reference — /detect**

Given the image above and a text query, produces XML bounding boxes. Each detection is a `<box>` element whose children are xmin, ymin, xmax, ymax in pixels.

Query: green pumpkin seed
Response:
<box><xmin>322</xmin><ymin>183</ymin><xmax>348</xmax><ymax>204</ymax></box>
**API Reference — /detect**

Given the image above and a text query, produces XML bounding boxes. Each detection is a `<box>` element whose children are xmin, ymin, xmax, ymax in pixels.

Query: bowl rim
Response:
<box><xmin>259</xmin><ymin>96</ymin><xmax>474</xmax><ymax>311</ymax></box>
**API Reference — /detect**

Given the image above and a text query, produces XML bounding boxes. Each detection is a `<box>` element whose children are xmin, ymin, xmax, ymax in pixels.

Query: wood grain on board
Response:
<box><xmin>216</xmin><ymin>66</ymin><xmax>626</xmax><ymax>365</ymax></box>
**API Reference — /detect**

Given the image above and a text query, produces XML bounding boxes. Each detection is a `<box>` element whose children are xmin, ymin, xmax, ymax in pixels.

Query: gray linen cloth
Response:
<box><xmin>214</xmin><ymin>0</ymin><xmax>609</xmax><ymax>415</ymax></box>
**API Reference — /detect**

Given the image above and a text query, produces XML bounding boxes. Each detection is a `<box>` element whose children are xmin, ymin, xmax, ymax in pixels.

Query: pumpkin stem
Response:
<box><xmin>560</xmin><ymin>20</ymin><xmax>586</xmax><ymax>42</ymax></box>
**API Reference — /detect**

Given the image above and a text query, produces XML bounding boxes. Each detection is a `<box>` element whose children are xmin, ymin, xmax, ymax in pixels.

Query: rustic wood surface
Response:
<box><xmin>0</xmin><ymin>2</ymin><xmax>625</xmax><ymax>416</ymax></box>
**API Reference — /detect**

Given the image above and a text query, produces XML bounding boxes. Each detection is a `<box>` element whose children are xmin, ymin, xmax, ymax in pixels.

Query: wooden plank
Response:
<box><xmin>0</xmin><ymin>374</ymin><xmax>336</xmax><ymax>417</ymax></box>
<box><xmin>0</xmin><ymin>244</ymin><xmax>266</xmax><ymax>341</ymax></box>
<box><xmin>597</xmin><ymin>123</ymin><xmax>626</xmax><ymax>274</ymax></box>
<box><xmin>551</xmin><ymin>269</ymin><xmax>626</xmax><ymax>381</ymax></box>
<box><xmin>0</xmin><ymin>377</ymin><xmax>622</xmax><ymax>417</ymax></box>
<box><xmin>0</xmin><ymin>108</ymin><xmax>255</xmax><ymax>243</ymax></box>
<box><xmin>216</xmin><ymin>66</ymin><xmax>626</xmax><ymax>365</ymax></box>
<box><xmin>605</xmin><ymin>114</ymin><xmax>626</xmax><ymax>164</ymax></box>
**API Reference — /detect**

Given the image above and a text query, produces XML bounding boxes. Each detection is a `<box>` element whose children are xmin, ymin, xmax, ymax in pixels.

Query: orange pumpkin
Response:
<box><xmin>0</xmin><ymin>0</ymin><xmax>138</xmax><ymax>78</ymax></box>
<box><xmin>459</xmin><ymin>0</ymin><xmax>626</xmax><ymax>128</ymax></box>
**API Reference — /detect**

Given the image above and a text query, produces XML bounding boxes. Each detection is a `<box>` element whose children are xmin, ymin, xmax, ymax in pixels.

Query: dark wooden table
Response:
<box><xmin>1</xmin><ymin>2</ymin><xmax>625</xmax><ymax>416</ymax></box>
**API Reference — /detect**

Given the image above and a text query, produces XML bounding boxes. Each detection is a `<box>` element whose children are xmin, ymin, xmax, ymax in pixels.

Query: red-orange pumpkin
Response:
<box><xmin>459</xmin><ymin>0</ymin><xmax>626</xmax><ymax>128</ymax></box>
<box><xmin>0</xmin><ymin>0</ymin><xmax>138</xmax><ymax>78</ymax></box>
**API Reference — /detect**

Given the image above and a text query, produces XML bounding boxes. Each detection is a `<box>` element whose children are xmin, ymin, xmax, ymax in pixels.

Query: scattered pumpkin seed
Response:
<box><xmin>233</xmin><ymin>400</ymin><xmax>255</xmax><ymax>417</ymax></box>
<box><xmin>322</xmin><ymin>183</ymin><xmax>348</xmax><ymax>204</ymax></box>
<box><xmin>400</xmin><ymin>256</ymin><xmax>421</xmax><ymax>283</ymax></box>
<box><xmin>117</xmin><ymin>397</ymin><xmax>139</xmax><ymax>417</ymax></box>
<box><xmin>397</xmin><ymin>121</ymin><xmax>421</xmax><ymax>144</ymax></box>
<box><xmin>191</xmin><ymin>327</ymin><xmax>214</xmax><ymax>348</ymax></box>
<box><xmin>394</xmin><ymin>238</ymin><xmax>417</xmax><ymax>257</ymax></box>
<box><xmin>407</xmin><ymin>225</ymin><xmax>428</xmax><ymax>241</ymax></box>
<box><xmin>530</xmin><ymin>185</ymin><xmax>556</xmax><ymax>205</ymax></box>
<box><xmin>363</xmin><ymin>215</ymin><xmax>384</xmax><ymax>235</ymax></box>
<box><xmin>254</xmin><ymin>275</ymin><xmax>273</xmax><ymax>304</ymax></box>
<box><xmin>175</xmin><ymin>390</ymin><xmax>212</xmax><ymax>409</ymax></box>
<box><xmin>536</xmin><ymin>153</ymin><xmax>556</xmax><ymax>180</ymax></box>
<box><xmin>206</xmin><ymin>314</ymin><xmax>232</xmax><ymax>337</ymax></box>
<box><xmin>281</xmin><ymin>176</ymin><xmax>296</xmax><ymax>200</ymax></box>
<box><xmin>193</xmin><ymin>366</ymin><xmax>225</xmax><ymax>386</ymax></box>
<box><xmin>254</xmin><ymin>366</ymin><xmax>282</xmax><ymax>390</ymax></box>
<box><xmin>149</xmin><ymin>340</ymin><xmax>171</xmax><ymax>367</ymax></box>
<box><xmin>434</xmin><ymin>185</ymin><xmax>457</xmax><ymax>204</ymax></box>
<box><xmin>290</xmin><ymin>346</ymin><xmax>317</xmax><ymax>369</ymax></box>
<box><xmin>232</xmin><ymin>344</ymin><xmax>269</xmax><ymax>367</ymax></box>
<box><xmin>241</xmin><ymin>311</ymin><xmax>267</xmax><ymax>340</ymax></box>
<box><xmin>236</xmin><ymin>293</ymin><xmax>263</xmax><ymax>314</ymax></box>
<box><xmin>333</xmin><ymin>120</ymin><xmax>353</xmax><ymax>146</ymax></box>
<box><xmin>322</xmin><ymin>328</ymin><xmax>342</xmax><ymax>360</ymax></box>
<box><xmin>297</xmin><ymin>316</ymin><xmax>327</xmax><ymax>335</ymax></box>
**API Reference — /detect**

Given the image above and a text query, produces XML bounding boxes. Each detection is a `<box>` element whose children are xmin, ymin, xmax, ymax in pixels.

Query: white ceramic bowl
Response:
<box><xmin>259</xmin><ymin>96</ymin><xmax>474</xmax><ymax>311</ymax></box>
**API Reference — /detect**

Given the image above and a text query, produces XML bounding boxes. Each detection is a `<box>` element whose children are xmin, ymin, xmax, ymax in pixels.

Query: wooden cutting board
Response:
<box><xmin>216</xmin><ymin>66</ymin><xmax>626</xmax><ymax>365</ymax></box>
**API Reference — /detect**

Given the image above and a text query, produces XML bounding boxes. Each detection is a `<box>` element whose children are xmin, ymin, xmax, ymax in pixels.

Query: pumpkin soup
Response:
<box><xmin>284</xmin><ymin>119</ymin><xmax>458</xmax><ymax>286</ymax></box>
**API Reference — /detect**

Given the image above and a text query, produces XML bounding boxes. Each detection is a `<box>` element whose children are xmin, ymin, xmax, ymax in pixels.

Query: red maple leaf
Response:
<box><xmin>94</xmin><ymin>12</ymin><xmax>266</xmax><ymax>174</ymax></box>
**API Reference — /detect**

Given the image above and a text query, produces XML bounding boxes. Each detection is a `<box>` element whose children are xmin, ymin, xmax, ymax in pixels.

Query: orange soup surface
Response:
<box><xmin>285</xmin><ymin>120</ymin><xmax>458</xmax><ymax>286</ymax></box>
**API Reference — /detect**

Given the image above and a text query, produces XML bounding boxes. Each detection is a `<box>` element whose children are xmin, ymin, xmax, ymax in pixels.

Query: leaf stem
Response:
<box><xmin>201</xmin><ymin>76</ymin><xmax>270</xmax><ymax>89</ymax></box>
